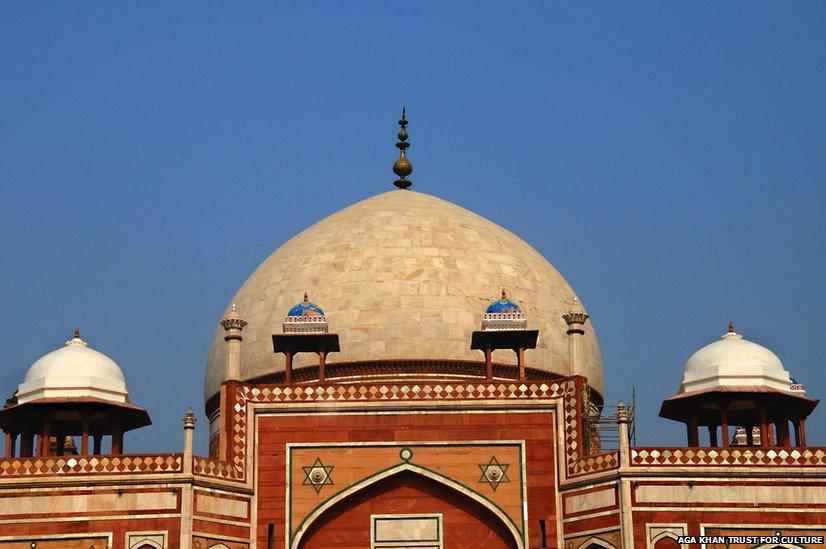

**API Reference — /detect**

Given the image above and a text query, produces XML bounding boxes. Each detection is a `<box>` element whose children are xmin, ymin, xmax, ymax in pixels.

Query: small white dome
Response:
<box><xmin>680</xmin><ymin>326</ymin><xmax>794</xmax><ymax>394</ymax></box>
<box><xmin>17</xmin><ymin>332</ymin><xmax>129</xmax><ymax>405</ymax></box>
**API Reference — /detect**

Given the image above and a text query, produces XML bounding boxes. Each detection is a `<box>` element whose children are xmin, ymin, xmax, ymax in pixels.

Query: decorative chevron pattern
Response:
<box><xmin>631</xmin><ymin>447</ymin><xmax>826</xmax><ymax>467</ymax></box>
<box><xmin>238</xmin><ymin>381</ymin><xmax>568</xmax><ymax>402</ymax></box>
<box><xmin>0</xmin><ymin>454</ymin><xmax>182</xmax><ymax>477</ymax></box>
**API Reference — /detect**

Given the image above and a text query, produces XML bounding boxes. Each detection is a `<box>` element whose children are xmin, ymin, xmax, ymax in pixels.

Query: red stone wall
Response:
<box><xmin>300</xmin><ymin>470</ymin><xmax>515</xmax><ymax>548</ymax></box>
<box><xmin>0</xmin><ymin>518</ymin><xmax>181</xmax><ymax>549</ymax></box>
<box><xmin>256</xmin><ymin>410</ymin><xmax>559</xmax><ymax>548</ymax></box>
<box><xmin>632</xmin><ymin>510</ymin><xmax>826</xmax><ymax>547</ymax></box>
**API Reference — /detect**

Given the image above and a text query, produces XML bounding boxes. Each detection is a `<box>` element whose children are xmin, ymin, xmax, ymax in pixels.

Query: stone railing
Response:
<box><xmin>0</xmin><ymin>453</ymin><xmax>182</xmax><ymax>477</ymax></box>
<box><xmin>570</xmin><ymin>450</ymin><xmax>620</xmax><ymax>476</ymax></box>
<box><xmin>631</xmin><ymin>447</ymin><xmax>826</xmax><ymax>467</ymax></box>
<box><xmin>192</xmin><ymin>456</ymin><xmax>244</xmax><ymax>481</ymax></box>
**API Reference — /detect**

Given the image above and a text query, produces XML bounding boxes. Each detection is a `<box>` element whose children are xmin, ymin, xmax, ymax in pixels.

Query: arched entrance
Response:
<box><xmin>297</xmin><ymin>470</ymin><xmax>520</xmax><ymax>549</ymax></box>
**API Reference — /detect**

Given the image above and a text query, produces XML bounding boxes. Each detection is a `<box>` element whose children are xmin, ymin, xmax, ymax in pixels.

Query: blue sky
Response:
<box><xmin>1</xmin><ymin>3</ymin><xmax>824</xmax><ymax>454</ymax></box>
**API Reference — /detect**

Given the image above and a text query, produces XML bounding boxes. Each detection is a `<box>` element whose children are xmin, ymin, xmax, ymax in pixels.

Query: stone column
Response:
<box><xmin>81</xmin><ymin>413</ymin><xmax>90</xmax><ymax>456</ymax></box>
<box><xmin>42</xmin><ymin>416</ymin><xmax>52</xmax><ymax>457</ymax></box>
<box><xmin>484</xmin><ymin>347</ymin><xmax>493</xmax><ymax>380</ymax></box>
<box><xmin>183</xmin><ymin>408</ymin><xmax>196</xmax><ymax>474</ymax></box>
<box><xmin>757</xmin><ymin>408</ymin><xmax>768</xmax><ymax>448</ymax></box>
<box><xmin>617</xmin><ymin>402</ymin><xmax>634</xmax><ymax>548</ymax></box>
<box><xmin>21</xmin><ymin>432</ymin><xmax>32</xmax><ymax>458</ymax></box>
<box><xmin>720</xmin><ymin>406</ymin><xmax>730</xmax><ymax>448</ymax></box>
<box><xmin>180</xmin><ymin>408</ymin><xmax>197</xmax><ymax>549</ymax></box>
<box><xmin>687</xmin><ymin>415</ymin><xmax>699</xmax><ymax>447</ymax></box>
<box><xmin>562</xmin><ymin>299</ymin><xmax>589</xmax><ymax>377</ymax></box>
<box><xmin>777</xmin><ymin>417</ymin><xmax>791</xmax><ymax>448</ymax></box>
<box><xmin>318</xmin><ymin>350</ymin><xmax>327</xmax><ymax>382</ymax></box>
<box><xmin>220</xmin><ymin>303</ymin><xmax>247</xmax><ymax>382</ymax></box>
<box><xmin>219</xmin><ymin>304</ymin><xmax>246</xmax><ymax>462</ymax></box>
<box><xmin>284</xmin><ymin>351</ymin><xmax>293</xmax><ymax>384</ymax></box>
<box><xmin>112</xmin><ymin>427</ymin><xmax>123</xmax><ymax>455</ymax></box>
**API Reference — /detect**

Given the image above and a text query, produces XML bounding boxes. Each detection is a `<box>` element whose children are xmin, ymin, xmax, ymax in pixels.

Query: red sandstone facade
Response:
<box><xmin>1</xmin><ymin>364</ymin><xmax>825</xmax><ymax>548</ymax></box>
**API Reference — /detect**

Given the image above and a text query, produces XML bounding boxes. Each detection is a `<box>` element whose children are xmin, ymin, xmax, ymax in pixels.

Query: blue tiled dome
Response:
<box><xmin>486</xmin><ymin>292</ymin><xmax>522</xmax><ymax>314</ymax></box>
<box><xmin>287</xmin><ymin>294</ymin><xmax>325</xmax><ymax>317</ymax></box>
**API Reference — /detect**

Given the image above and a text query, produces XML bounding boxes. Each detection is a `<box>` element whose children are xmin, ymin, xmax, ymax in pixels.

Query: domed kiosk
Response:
<box><xmin>660</xmin><ymin>323</ymin><xmax>817</xmax><ymax>448</ymax></box>
<box><xmin>0</xmin><ymin>329</ymin><xmax>149</xmax><ymax>457</ymax></box>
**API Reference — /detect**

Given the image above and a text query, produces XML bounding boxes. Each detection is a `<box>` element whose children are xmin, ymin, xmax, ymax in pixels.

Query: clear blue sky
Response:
<box><xmin>1</xmin><ymin>3</ymin><xmax>824</xmax><ymax>454</ymax></box>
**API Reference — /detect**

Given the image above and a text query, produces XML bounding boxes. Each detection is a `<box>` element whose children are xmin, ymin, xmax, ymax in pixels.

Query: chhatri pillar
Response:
<box><xmin>220</xmin><ymin>303</ymin><xmax>248</xmax><ymax>381</ymax></box>
<box><xmin>562</xmin><ymin>298</ymin><xmax>590</xmax><ymax>381</ymax></box>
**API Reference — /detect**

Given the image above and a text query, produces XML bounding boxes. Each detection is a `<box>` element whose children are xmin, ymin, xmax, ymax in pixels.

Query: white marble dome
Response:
<box><xmin>680</xmin><ymin>326</ymin><xmax>794</xmax><ymax>394</ymax></box>
<box><xmin>17</xmin><ymin>332</ymin><xmax>129</xmax><ymax>404</ymax></box>
<box><xmin>205</xmin><ymin>190</ymin><xmax>602</xmax><ymax>401</ymax></box>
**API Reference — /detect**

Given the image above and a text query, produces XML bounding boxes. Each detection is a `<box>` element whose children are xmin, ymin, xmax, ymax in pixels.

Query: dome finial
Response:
<box><xmin>728</xmin><ymin>320</ymin><xmax>735</xmax><ymax>333</ymax></box>
<box><xmin>73</xmin><ymin>326</ymin><xmax>80</xmax><ymax>339</ymax></box>
<box><xmin>392</xmin><ymin>106</ymin><xmax>413</xmax><ymax>189</ymax></box>
<box><xmin>501</xmin><ymin>288</ymin><xmax>507</xmax><ymax>300</ymax></box>
<box><xmin>303</xmin><ymin>292</ymin><xmax>309</xmax><ymax>302</ymax></box>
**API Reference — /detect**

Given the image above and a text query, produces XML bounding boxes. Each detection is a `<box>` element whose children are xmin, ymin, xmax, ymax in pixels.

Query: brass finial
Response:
<box><xmin>73</xmin><ymin>326</ymin><xmax>80</xmax><ymax>339</ymax></box>
<box><xmin>728</xmin><ymin>321</ymin><xmax>735</xmax><ymax>333</ymax></box>
<box><xmin>501</xmin><ymin>289</ymin><xmax>507</xmax><ymax>300</ymax></box>
<box><xmin>303</xmin><ymin>292</ymin><xmax>309</xmax><ymax>302</ymax></box>
<box><xmin>392</xmin><ymin>106</ymin><xmax>412</xmax><ymax>189</ymax></box>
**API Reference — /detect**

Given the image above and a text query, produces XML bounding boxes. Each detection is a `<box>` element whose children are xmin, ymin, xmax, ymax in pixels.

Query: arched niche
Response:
<box><xmin>576</xmin><ymin>537</ymin><xmax>617</xmax><ymax>549</ymax></box>
<box><xmin>653</xmin><ymin>536</ymin><xmax>680</xmax><ymax>549</ymax></box>
<box><xmin>293</xmin><ymin>465</ymin><xmax>523</xmax><ymax>549</ymax></box>
<box><xmin>130</xmin><ymin>540</ymin><xmax>162</xmax><ymax>549</ymax></box>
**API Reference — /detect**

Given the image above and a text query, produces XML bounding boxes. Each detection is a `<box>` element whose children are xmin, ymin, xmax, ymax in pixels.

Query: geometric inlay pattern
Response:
<box><xmin>302</xmin><ymin>457</ymin><xmax>334</xmax><ymax>493</ymax></box>
<box><xmin>478</xmin><ymin>456</ymin><xmax>510</xmax><ymax>491</ymax></box>
<box><xmin>0</xmin><ymin>454</ymin><xmax>182</xmax><ymax>477</ymax></box>
<box><xmin>631</xmin><ymin>447</ymin><xmax>826</xmax><ymax>468</ymax></box>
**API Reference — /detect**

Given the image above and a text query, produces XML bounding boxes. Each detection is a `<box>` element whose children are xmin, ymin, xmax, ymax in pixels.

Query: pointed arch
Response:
<box><xmin>130</xmin><ymin>540</ymin><xmax>162</xmax><ymax>549</ymax></box>
<box><xmin>576</xmin><ymin>537</ymin><xmax>617</xmax><ymax>549</ymax></box>
<box><xmin>291</xmin><ymin>462</ymin><xmax>524</xmax><ymax>549</ymax></box>
<box><xmin>650</xmin><ymin>530</ymin><xmax>681</xmax><ymax>548</ymax></box>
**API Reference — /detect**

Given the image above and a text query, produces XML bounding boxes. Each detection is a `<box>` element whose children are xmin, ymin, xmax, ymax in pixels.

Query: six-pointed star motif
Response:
<box><xmin>478</xmin><ymin>456</ymin><xmax>510</xmax><ymax>491</ymax></box>
<box><xmin>302</xmin><ymin>457</ymin><xmax>334</xmax><ymax>493</ymax></box>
